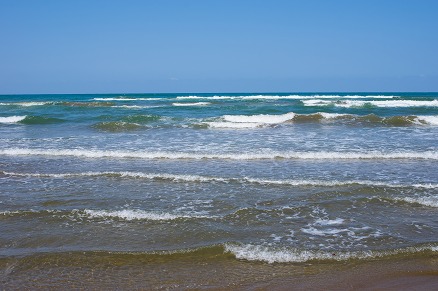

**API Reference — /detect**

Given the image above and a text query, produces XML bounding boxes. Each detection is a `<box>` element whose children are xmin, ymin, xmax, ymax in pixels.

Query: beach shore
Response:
<box><xmin>2</xmin><ymin>252</ymin><xmax>438</xmax><ymax>290</ymax></box>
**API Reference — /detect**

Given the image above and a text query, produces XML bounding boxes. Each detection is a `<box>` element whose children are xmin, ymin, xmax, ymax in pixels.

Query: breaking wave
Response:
<box><xmin>175</xmin><ymin>95</ymin><xmax>397</xmax><ymax>100</ymax></box>
<box><xmin>203</xmin><ymin>112</ymin><xmax>438</xmax><ymax>127</ymax></box>
<box><xmin>1</xmin><ymin>148</ymin><xmax>437</xmax><ymax>160</ymax></box>
<box><xmin>3</xmin><ymin>171</ymin><xmax>437</xmax><ymax>189</ymax></box>
<box><xmin>0</xmin><ymin>116</ymin><xmax>27</xmax><ymax>123</ymax></box>
<box><xmin>224</xmin><ymin>243</ymin><xmax>438</xmax><ymax>263</ymax></box>
<box><xmin>0</xmin><ymin>115</ymin><xmax>65</xmax><ymax>124</ymax></box>
<box><xmin>172</xmin><ymin>102</ymin><xmax>211</xmax><ymax>106</ymax></box>
<box><xmin>303</xmin><ymin>99</ymin><xmax>438</xmax><ymax>108</ymax></box>
<box><xmin>394</xmin><ymin>196</ymin><xmax>438</xmax><ymax>208</ymax></box>
<box><xmin>0</xmin><ymin>102</ymin><xmax>53</xmax><ymax>107</ymax></box>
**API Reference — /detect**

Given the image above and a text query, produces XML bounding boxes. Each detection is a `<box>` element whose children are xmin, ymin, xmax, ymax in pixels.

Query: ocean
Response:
<box><xmin>1</xmin><ymin>92</ymin><xmax>438</xmax><ymax>289</ymax></box>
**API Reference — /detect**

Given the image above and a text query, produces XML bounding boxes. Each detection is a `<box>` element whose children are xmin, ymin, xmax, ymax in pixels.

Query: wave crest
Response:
<box><xmin>1</xmin><ymin>148</ymin><xmax>437</xmax><ymax>160</ymax></box>
<box><xmin>225</xmin><ymin>243</ymin><xmax>438</xmax><ymax>263</ymax></box>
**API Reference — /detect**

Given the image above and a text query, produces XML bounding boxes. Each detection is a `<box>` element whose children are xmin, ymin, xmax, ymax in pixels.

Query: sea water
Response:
<box><xmin>0</xmin><ymin>93</ymin><xmax>437</xmax><ymax>287</ymax></box>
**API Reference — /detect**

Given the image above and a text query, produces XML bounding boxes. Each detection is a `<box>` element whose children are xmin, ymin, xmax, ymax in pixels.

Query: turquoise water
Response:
<box><xmin>0</xmin><ymin>92</ymin><xmax>437</xmax><ymax>272</ymax></box>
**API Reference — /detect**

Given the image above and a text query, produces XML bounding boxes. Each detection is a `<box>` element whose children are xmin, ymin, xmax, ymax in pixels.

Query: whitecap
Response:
<box><xmin>0</xmin><ymin>116</ymin><xmax>26</xmax><ymax>123</ymax></box>
<box><xmin>1</xmin><ymin>148</ymin><xmax>437</xmax><ymax>160</ymax></box>
<box><xmin>396</xmin><ymin>196</ymin><xmax>438</xmax><ymax>207</ymax></box>
<box><xmin>416</xmin><ymin>116</ymin><xmax>438</xmax><ymax>125</ymax></box>
<box><xmin>222</xmin><ymin>112</ymin><xmax>295</xmax><ymax>124</ymax></box>
<box><xmin>303</xmin><ymin>99</ymin><xmax>438</xmax><ymax>108</ymax></box>
<box><xmin>172</xmin><ymin>102</ymin><xmax>211</xmax><ymax>106</ymax></box>
<box><xmin>224</xmin><ymin>243</ymin><xmax>438</xmax><ymax>263</ymax></box>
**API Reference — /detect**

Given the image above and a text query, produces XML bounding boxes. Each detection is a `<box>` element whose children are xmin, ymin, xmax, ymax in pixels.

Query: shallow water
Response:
<box><xmin>0</xmin><ymin>92</ymin><xmax>437</xmax><ymax>287</ymax></box>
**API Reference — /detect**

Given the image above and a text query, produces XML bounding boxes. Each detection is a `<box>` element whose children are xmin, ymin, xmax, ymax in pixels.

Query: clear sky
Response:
<box><xmin>1</xmin><ymin>0</ymin><xmax>438</xmax><ymax>93</ymax></box>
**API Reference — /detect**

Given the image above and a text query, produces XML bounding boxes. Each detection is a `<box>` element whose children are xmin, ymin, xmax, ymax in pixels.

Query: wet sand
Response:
<box><xmin>1</xmin><ymin>252</ymin><xmax>438</xmax><ymax>290</ymax></box>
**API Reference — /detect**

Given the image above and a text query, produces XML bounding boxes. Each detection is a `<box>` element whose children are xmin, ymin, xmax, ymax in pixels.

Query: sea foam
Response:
<box><xmin>3</xmin><ymin>171</ymin><xmax>437</xmax><ymax>189</ymax></box>
<box><xmin>303</xmin><ymin>99</ymin><xmax>438</xmax><ymax>108</ymax></box>
<box><xmin>172</xmin><ymin>102</ymin><xmax>211</xmax><ymax>106</ymax></box>
<box><xmin>176</xmin><ymin>95</ymin><xmax>397</xmax><ymax>100</ymax></box>
<box><xmin>222</xmin><ymin>112</ymin><xmax>295</xmax><ymax>124</ymax></box>
<box><xmin>82</xmin><ymin>209</ymin><xmax>207</xmax><ymax>221</ymax></box>
<box><xmin>224</xmin><ymin>243</ymin><xmax>438</xmax><ymax>263</ymax></box>
<box><xmin>395</xmin><ymin>196</ymin><xmax>438</xmax><ymax>207</ymax></box>
<box><xmin>1</xmin><ymin>148</ymin><xmax>437</xmax><ymax>160</ymax></box>
<box><xmin>0</xmin><ymin>116</ymin><xmax>27</xmax><ymax>123</ymax></box>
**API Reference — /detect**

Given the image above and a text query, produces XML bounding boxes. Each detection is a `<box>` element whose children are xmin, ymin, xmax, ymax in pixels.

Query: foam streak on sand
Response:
<box><xmin>1</xmin><ymin>148</ymin><xmax>437</xmax><ymax>160</ymax></box>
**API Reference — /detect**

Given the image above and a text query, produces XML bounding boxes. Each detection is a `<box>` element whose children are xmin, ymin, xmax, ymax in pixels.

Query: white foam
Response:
<box><xmin>318</xmin><ymin>112</ymin><xmax>350</xmax><ymax>119</ymax></box>
<box><xmin>301</xmin><ymin>227</ymin><xmax>351</xmax><ymax>236</ymax></box>
<box><xmin>113</xmin><ymin>105</ymin><xmax>160</xmax><ymax>109</ymax></box>
<box><xmin>176</xmin><ymin>95</ymin><xmax>397</xmax><ymax>100</ymax></box>
<box><xmin>2</xmin><ymin>171</ymin><xmax>228</xmax><ymax>183</ymax></box>
<box><xmin>0</xmin><ymin>102</ymin><xmax>51</xmax><ymax>107</ymax></box>
<box><xmin>0</xmin><ymin>116</ymin><xmax>26</xmax><ymax>123</ymax></box>
<box><xmin>303</xmin><ymin>99</ymin><xmax>438</xmax><ymax>108</ymax></box>
<box><xmin>314</xmin><ymin>218</ymin><xmax>345</xmax><ymax>226</ymax></box>
<box><xmin>224</xmin><ymin>244</ymin><xmax>373</xmax><ymax>263</ymax></box>
<box><xmin>82</xmin><ymin>209</ymin><xmax>208</xmax><ymax>221</ymax></box>
<box><xmin>396</xmin><ymin>196</ymin><xmax>438</xmax><ymax>207</ymax></box>
<box><xmin>206</xmin><ymin>122</ymin><xmax>262</xmax><ymax>129</ymax></box>
<box><xmin>224</xmin><ymin>243</ymin><xmax>438</xmax><ymax>263</ymax></box>
<box><xmin>1</xmin><ymin>148</ymin><xmax>437</xmax><ymax>160</ymax></box>
<box><xmin>416</xmin><ymin>116</ymin><xmax>438</xmax><ymax>125</ymax></box>
<box><xmin>172</xmin><ymin>102</ymin><xmax>211</xmax><ymax>106</ymax></box>
<box><xmin>222</xmin><ymin>112</ymin><xmax>295</xmax><ymax>124</ymax></box>
<box><xmin>4</xmin><ymin>171</ymin><xmax>437</xmax><ymax>189</ymax></box>
<box><xmin>93</xmin><ymin>97</ymin><xmax>162</xmax><ymax>101</ymax></box>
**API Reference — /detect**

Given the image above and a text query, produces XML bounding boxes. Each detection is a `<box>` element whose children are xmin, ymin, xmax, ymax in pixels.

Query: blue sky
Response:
<box><xmin>1</xmin><ymin>0</ymin><xmax>438</xmax><ymax>93</ymax></box>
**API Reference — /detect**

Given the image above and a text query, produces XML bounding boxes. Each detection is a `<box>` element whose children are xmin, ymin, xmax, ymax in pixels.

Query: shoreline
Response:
<box><xmin>2</xmin><ymin>252</ymin><xmax>438</xmax><ymax>289</ymax></box>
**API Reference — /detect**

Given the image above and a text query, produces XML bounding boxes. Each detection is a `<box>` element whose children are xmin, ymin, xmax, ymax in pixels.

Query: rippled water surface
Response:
<box><xmin>1</xmin><ymin>93</ymin><xmax>437</xmax><ymax>287</ymax></box>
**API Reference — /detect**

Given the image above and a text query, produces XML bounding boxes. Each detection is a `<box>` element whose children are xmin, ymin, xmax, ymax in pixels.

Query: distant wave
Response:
<box><xmin>112</xmin><ymin>105</ymin><xmax>162</xmax><ymax>109</ymax></box>
<box><xmin>222</xmin><ymin>112</ymin><xmax>295</xmax><ymax>124</ymax></box>
<box><xmin>172</xmin><ymin>102</ymin><xmax>211</xmax><ymax>106</ymax></box>
<box><xmin>303</xmin><ymin>99</ymin><xmax>438</xmax><ymax>108</ymax></box>
<box><xmin>58</xmin><ymin>101</ymin><xmax>115</xmax><ymax>107</ymax></box>
<box><xmin>3</xmin><ymin>171</ymin><xmax>437</xmax><ymax>189</ymax></box>
<box><xmin>204</xmin><ymin>112</ymin><xmax>438</xmax><ymax>127</ymax></box>
<box><xmin>175</xmin><ymin>95</ymin><xmax>397</xmax><ymax>100</ymax></box>
<box><xmin>0</xmin><ymin>102</ymin><xmax>53</xmax><ymax>107</ymax></box>
<box><xmin>93</xmin><ymin>97</ymin><xmax>163</xmax><ymax>101</ymax></box>
<box><xmin>1</xmin><ymin>148</ymin><xmax>437</xmax><ymax>160</ymax></box>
